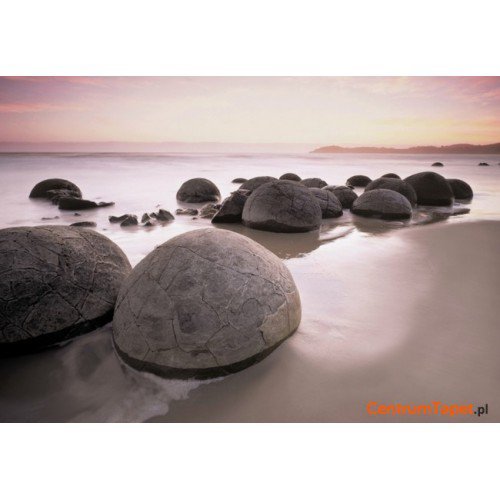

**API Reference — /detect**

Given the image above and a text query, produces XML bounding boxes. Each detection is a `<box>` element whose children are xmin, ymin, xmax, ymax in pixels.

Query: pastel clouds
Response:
<box><xmin>0</xmin><ymin>76</ymin><xmax>498</xmax><ymax>147</ymax></box>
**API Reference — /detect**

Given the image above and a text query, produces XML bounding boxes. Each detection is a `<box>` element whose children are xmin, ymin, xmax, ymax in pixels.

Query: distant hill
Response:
<box><xmin>312</xmin><ymin>143</ymin><xmax>500</xmax><ymax>154</ymax></box>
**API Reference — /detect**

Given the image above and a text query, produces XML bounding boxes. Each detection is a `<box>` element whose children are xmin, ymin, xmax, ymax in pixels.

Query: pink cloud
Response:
<box><xmin>0</xmin><ymin>102</ymin><xmax>83</xmax><ymax>113</ymax></box>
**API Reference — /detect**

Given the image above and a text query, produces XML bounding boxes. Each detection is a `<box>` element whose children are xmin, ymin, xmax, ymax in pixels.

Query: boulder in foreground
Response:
<box><xmin>242</xmin><ymin>180</ymin><xmax>322</xmax><ymax>233</ymax></box>
<box><xmin>176</xmin><ymin>178</ymin><xmax>221</xmax><ymax>203</ymax></box>
<box><xmin>404</xmin><ymin>171</ymin><xmax>454</xmax><ymax>206</ymax></box>
<box><xmin>0</xmin><ymin>226</ymin><xmax>131</xmax><ymax>356</ymax></box>
<box><xmin>351</xmin><ymin>189</ymin><xmax>412</xmax><ymax>220</ymax></box>
<box><xmin>113</xmin><ymin>228</ymin><xmax>301</xmax><ymax>379</ymax></box>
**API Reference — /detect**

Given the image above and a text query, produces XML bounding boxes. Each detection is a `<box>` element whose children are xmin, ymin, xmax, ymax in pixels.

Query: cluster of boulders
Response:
<box><xmin>0</xmin><ymin>224</ymin><xmax>301</xmax><ymax>380</ymax></box>
<box><xmin>29</xmin><ymin>178</ymin><xmax>114</xmax><ymax>210</ymax></box>
<box><xmin>109</xmin><ymin>209</ymin><xmax>175</xmax><ymax>228</ymax></box>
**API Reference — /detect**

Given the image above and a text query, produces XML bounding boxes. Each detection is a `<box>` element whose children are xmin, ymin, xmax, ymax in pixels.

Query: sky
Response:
<box><xmin>0</xmin><ymin>76</ymin><xmax>499</xmax><ymax>151</ymax></box>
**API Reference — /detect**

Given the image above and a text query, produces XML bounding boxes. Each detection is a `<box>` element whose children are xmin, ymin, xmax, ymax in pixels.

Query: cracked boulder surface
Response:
<box><xmin>309</xmin><ymin>188</ymin><xmax>343</xmax><ymax>218</ymax></box>
<box><xmin>113</xmin><ymin>228</ymin><xmax>301</xmax><ymax>379</ymax></box>
<box><xmin>176</xmin><ymin>178</ymin><xmax>221</xmax><ymax>203</ymax></box>
<box><xmin>239</xmin><ymin>176</ymin><xmax>277</xmax><ymax>193</ymax></box>
<box><xmin>29</xmin><ymin>178</ymin><xmax>82</xmax><ymax>199</ymax></box>
<box><xmin>323</xmin><ymin>185</ymin><xmax>358</xmax><ymax>209</ymax></box>
<box><xmin>365</xmin><ymin>177</ymin><xmax>417</xmax><ymax>206</ymax></box>
<box><xmin>351</xmin><ymin>189</ymin><xmax>412</xmax><ymax>220</ymax></box>
<box><xmin>404</xmin><ymin>171</ymin><xmax>454</xmax><ymax>206</ymax></box>
<box><xmin>0</xmin><ymin>225</ymin><xmax>132</xmax><ymax>356</ymax></box>
<box><xmin>242</xmin><ymin>180</ymin><xmax>322</xmax><ymax>233</ymax></box>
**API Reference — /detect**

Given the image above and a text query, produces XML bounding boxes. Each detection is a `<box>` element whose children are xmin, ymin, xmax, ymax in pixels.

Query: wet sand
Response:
<box><xmin>153</xmin><ymin>221</ymin><xmax>500</xmax><ymax>422</ymax></box>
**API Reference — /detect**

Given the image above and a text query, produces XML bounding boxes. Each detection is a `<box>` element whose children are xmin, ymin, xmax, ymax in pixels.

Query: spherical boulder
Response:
<box><xmin>447</xmin><ymin>178</ymin><xmax>473</xmax><ymax>200</ymax></box>
<box><xmin>113</xmin><ymin>228</ymin><xmax>301</xmax><ymax>379</ymax></box>
<box><xmin>300</xmin><ymin>177</ymin><xmax>328</xmax><ymax>188</ymax></box>
<box><xmin>280</xmin><ymin>173</ymin><xmax>301</xmax><ymax>181</ymax></box>
<box><xmin>242</xmin><ymin>180</ymin><xmax>322</xmax><ymax>233</ymax></box>
<box><xmin>29</xmin><ymin>178</ymin><xmax>82</xmax><ymax>199</ymax></box>
<box><xmin>404</xmin><ymin>171</ymin><xmax>454</xmax><ymax>206</ymax></box>
<box><xmin>323</xmin><ymin>185</ymin><xmax>358</xmax><ymax>208</ymax></box>
<box><xmin>347</xmin><ymin>175</ymin><xmax>371</xmax><ymax>187</ymax></box>
<box><xmin>351</xmin><ymin>189</ymin><xmax>412</xmax><ymax>220</ymax></box>
<box><xmin>365</xmin><ymin>177</ymin><xmax>417</xmax><ymax>206</ymax></box>
<box><xmin>0</xmin><ymin>226</ymin><xmax>131</xmax><ymax>356</ymax></box>
<box><xmin>381</xmin><ymin>173</ymin><xmax>400</xmax><ymax>179</ymax></box>
<box><xmin>176</xmin><ymin>178</ymin><xmax>221</xmax><ymax>203</ymax></box>
<box><xmin>212</xmin><ymin>190</ymin><xmax>248</xmax><ymax>223</ymax></box>
<box><xmin>309</xmin><ymin>188</ymin><xmax>343</xmax><ymax>218</ymax></box>
<box><xmin>240</xmin><ymin>176</ymin><xmax>277</xmax><ymax>192</ymax></box>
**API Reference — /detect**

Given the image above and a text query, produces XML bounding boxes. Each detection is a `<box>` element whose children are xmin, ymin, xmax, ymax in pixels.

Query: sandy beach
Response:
<box><xmin>153</xmin><ymin>220</ymin><xmax>500</xmax><ymax>422</ymax></box>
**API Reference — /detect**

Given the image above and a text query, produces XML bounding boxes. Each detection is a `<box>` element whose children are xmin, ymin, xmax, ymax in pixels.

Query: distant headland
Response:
<box><xmin>312</xmin><ymin>142</ymin><xmax>500</xmax><ymax>154</ymax></box>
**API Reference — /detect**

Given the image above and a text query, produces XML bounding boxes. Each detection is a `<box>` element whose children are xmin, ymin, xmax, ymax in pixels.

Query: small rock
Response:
<box><xmin>141</xmin><ymin>213</ymin><xmax>150</xmax><ymax>223</ymax></box>
<box><xmin>199</xmin><ymin>203</ymin><xmax>220</xmax><ymax>219</ymax></box>
<box><xmin>232</xmin><ymin>178</ymin><xmax>247</xmax><ymax>183</ymax></box>
<box><xmin>478</xmin><ymin>162</ymin><xmax>489</xmax><ymax>166</ymax></box>
<box><xmin>176</xmin><ymin>208</ymin><xmax>199</xmax><ymax>216</ymax></box>
<box><xmin>212</xmin><ymin>190</ymin><xmax>249</xmax><ymax>223</ymax></box>
<box><xmin>381</xmin><ymin>173</ymin><xmax>401</xmax><ymax>179</ymax></box>
<box><xmin>431</xmin><ymin>162</ymin><xmax>444</xmax><ymax>167</ymax></box>
<box><xmin>109</xmin><ymin>214</ymin><xmax>133</xmax><ymax>223</ymax></box>
<box><xmin>155</xmin><ymin>209</ymin><xmax>175</xmax><ymax>222</ymax></box>
<box><xmin>120</xmin><ymin>215</ymin><xmax>138</xmax><ymax>227</ymax></box>
<box><xmin>41</xmin><ymin>216</ymin><xmax>59</xmax><ymax>221</ymax></box>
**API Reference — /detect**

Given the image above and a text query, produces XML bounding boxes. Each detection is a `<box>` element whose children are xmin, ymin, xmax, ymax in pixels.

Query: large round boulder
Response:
<box><xmin>113</xmin><ymin>228</ymin><xmax>301</xmax><ymax>379</ymax></box>
<box><xmin>0</xmin><ymin>226</ymin><xmax>131</xmax><ymax>356</ymax></box>
<box><xmin>404</xmin><ymin>171</ymin><xmax>454</xmax><ymax>206</ymax></box>
<box><xmin>29</xmin><ymin>178</ymin><xmax>82</xmax><ymax>199</ymax></box>
<box><xmin>323</xmin><ymin>185</ymin><xmax>358</xmax><ymax>208</ymax></box>
<box><xmin>347</xmin><ymin>175</ymin><xmax>371</xmax><ymax>187</ymax></box>
<box><xmin>351</xmin><ymin>189</ymin><xmax>412</xmax><ymax>220</ymax></box>
<box><xmin>280</xmin><ymin>173</ymin><xmax>301</xmax><ymax>181</ymax></box>
<box><xmin>240</xmin><ymin>176</ymin><xmax>277</xmax><ymax>193</ymax></box>
<box><xmin>309</xmin><ymin>188</ymin><xmax>343</xmax><ymax>218</ymax></box>
<box><xmin>365</xmin><ymin>177</ymin><xmax>417</xmax><ymax>206</ymax></box>
<box><xmin>176</xmin><ymin>178</ymin><xmax>221</xmax><ymax>203</ymax></box>
<box><xmin>242</xmin><ymin>180</ymin><xmax>322</xmax><ymax>233</ymax></box>
<box><xmin>447</xmin><ymin>178</ymin><xmax>473</xmax><ymax>200</ymax></box>
<box><xmin>300</xmin><ymin>177</ymin><xmax>327</xmax><ymax>188</ymax></box>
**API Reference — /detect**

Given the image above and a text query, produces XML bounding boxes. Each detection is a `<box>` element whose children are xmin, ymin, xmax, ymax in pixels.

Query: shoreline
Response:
<box><xmin>152</xmin><ymin>220</ymin><xmax>500</xmax><ymax>422</ymax></box>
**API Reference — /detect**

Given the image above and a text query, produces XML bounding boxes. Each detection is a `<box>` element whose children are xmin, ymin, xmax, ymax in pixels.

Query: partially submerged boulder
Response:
<box><xmin>120</xmin><ymin>215</ymin><xmax>138</xmax><ymax>227</ymax></box>
<box><xmin>232</xmin><ymin>178</ymin><xmax>247</xmax><ymax>183</ymax></box>
<box><xmin>70</xmin><ymin>221</ymin><xmax>96</xmax><ymax>227</ymax></box>
<box><xmin>381</xmin><ymin>173</ymin><xmax>400</xmax><ymax>179</ymax></box>
<box><xmin>432</xmin><ymin>162</ymin><xmax>444</xmax><ymax>167</ymax></box>
<box><xmin>347</xmin><ymin>175</ymin><xmax>371</xmax><ymax>187</ymax></box>
<box><xmin>478</xmin><ymin>162</ymin><xmax>489</xmax><ymax>166</ymax></box>
<box><xmin>176</xmin><ymin>178</ymin><xmax>221</xmax><ymax>203</ymax></box>
<box><xmin>113</xmin><ymin>228</ymin><xmax>301</xmax><ymax>379</ymax></box>
<box><xmin>365</xmin><ymin>177</ymin><xmax>417</xmax><ymax>206</ymax></box>
<box><xmin>280</xmin><ymin>173</ymin><xmax>301</xmax><ymax>181</ymax></box>
<box><xmin>447</xmin><ymin>179</ymin><xmax>473</xmax><ymax>200</ymax></box>
<box><xmin>404</xmin><ymin>171</ymin><xmax>454</xmax><ymax>206</ymax></box>
<box><xmin>309</xmin><ymin>188</ymin><xmax>343</xmax><ymax>218</ymax></box>
<box><xmin>176</xmin><ymin>208</ymin><xmax>198</xmax><ymax>216</ymax></box>
<box><xmin>240</xmin><ymin>176</ymin><xmax>277</xmax><ymax>193</ymax></box>
<box><xmin>300</xmin><ymin>177</ymin><xmax>328</xmax><ymax>188</ymax></box>
<box><xmin>198</xmin><ymin>203</ymin><xmax>220</xmax><ymax>219</ymax></box>
<box><xmin>0</xmin><ymin>226</ymin><xmax>131</xmax><ymax>356</ymax></box>
<box><xmin>242</xmin><ymin>180</ymin><xmax>322</xmax><ymax>233</ymax></box>
<box><xmin>212</xmin><ymin>190</ymin><xmax>248</xmax><ymax>223</ymax></box>
<box><xmin>152</xmin><ymin>209</ymin><xmax>175</xmax><ymax>222</ymax></box>
<box><xmin>351</xmin><ymin>189</ymin><xmax>412</xmax><ymax>220</ymax></box>
<box><xmin>323</xmin><ymin>185</ymin><xmax>358</xmax><ymax>209</ymax></box>
<box><xmin>58</xmin><ymin>198</ymin><xmax>114</xmax><ymax>210</ymax></box>
<box><xmin>29</xmin><ymin>178</ymin><xmax>82</xmax><ymax>199</ymax></box>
